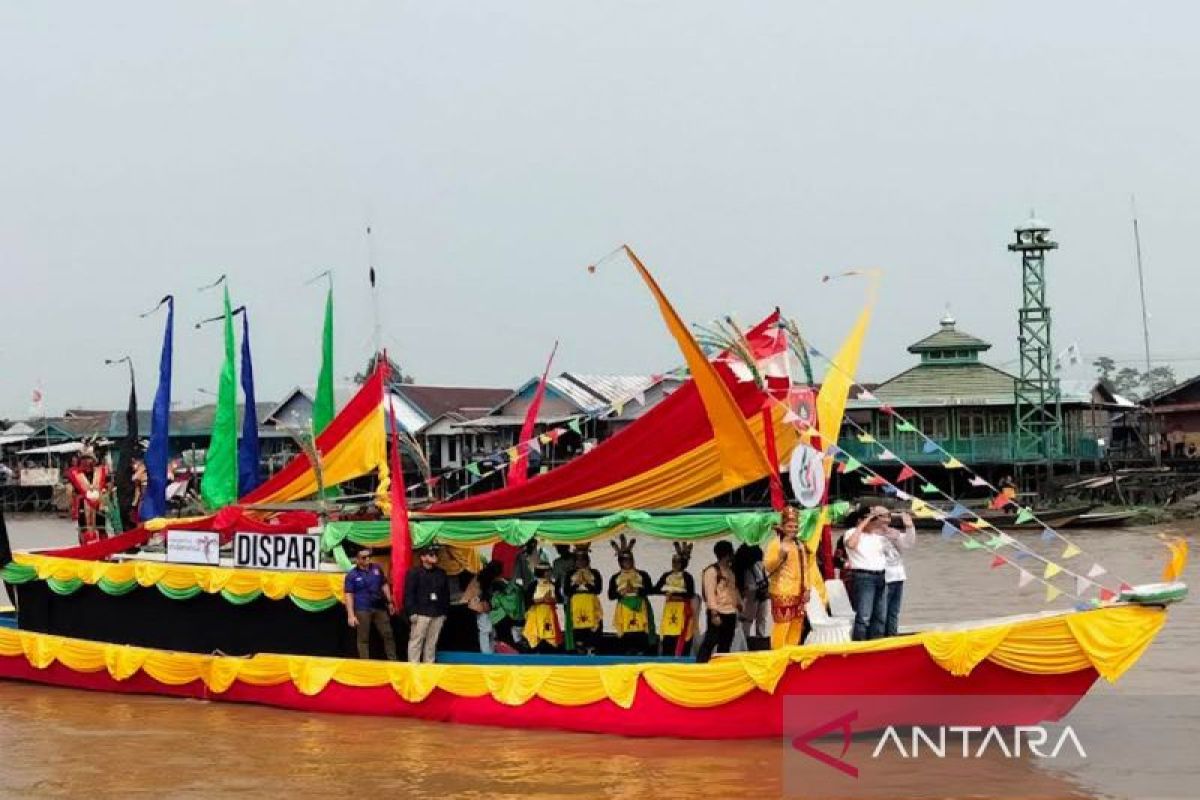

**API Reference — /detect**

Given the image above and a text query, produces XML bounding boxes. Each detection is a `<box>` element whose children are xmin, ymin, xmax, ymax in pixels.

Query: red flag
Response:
<box><xmin>989</xmin><ymin>555</ymin><xmax>1006</xmax><ymax>569</ymax></box>
<box><xmin>760</xmin><ymin>403</ymin><xmax>786</xmax><ymax>510</ymax></box>
<box><xmin>989</xmin><ymin>493</ymin><xmax>1011</xmax><ymax>511</ymax></box>
<box><xmin>1099</xmin><ymin>587</ymin><xmax>1117</xmax><ymax>602</ymax></box>
<box><xmin>509</xmin><ymin>341</ymin><xmax>559</xmax><ymax>487</ymax></box>
<box><xmin>383</xmin><ymin>353</ymin><xmax>411</xmax><ymax>608</ymax></box>
<box><xmin>896</xmin><ymin>465</ymin><xmax>917</xmax><ymax>483</ymax></box>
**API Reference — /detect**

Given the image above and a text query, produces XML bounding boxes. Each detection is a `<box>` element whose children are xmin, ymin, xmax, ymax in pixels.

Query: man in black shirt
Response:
<box><xmin>403</xmin><ymin>545</ymin><xmax>452</xmax><ymax>663</ymax></box>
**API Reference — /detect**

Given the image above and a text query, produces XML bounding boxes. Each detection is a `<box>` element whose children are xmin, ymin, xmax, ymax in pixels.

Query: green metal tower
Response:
<box><xmin>1008</xmin><ymin>216</ymin><xmax>1063</xmax><ymax>461</ymax></box>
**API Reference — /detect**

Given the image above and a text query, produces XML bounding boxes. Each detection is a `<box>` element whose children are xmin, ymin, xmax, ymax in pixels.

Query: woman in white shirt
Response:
<box><xmin>881</xmin><ymin>513</ymin><xmax>916</xmax><ymax>637</ymax></box>
<box><xmin>844</xmin><ymin>506</ymin><xmax>913</xmax><ymax>640</ymax></box>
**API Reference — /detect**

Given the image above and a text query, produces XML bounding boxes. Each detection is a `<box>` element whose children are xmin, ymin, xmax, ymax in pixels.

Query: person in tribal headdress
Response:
<box><xmin>764</xmin><ymin>506</ymin><xmax>810</xmax><ymax>649</ymax></box>
<box><xmin>563</xmin><ymin>545</ymin><xmax>603</xmax><ymax>654</ymax></box>
<box><xmin>654</xmin><ymin>542</ymin><xmax>696</xmax><ymax>656</ymax></box>
<box><xmin>607</xmin><ymin>533</ymin><xmax>655</xmax><ymax>655</ymax></box>
<box><xmin>522</xmin><ymin>557</ymin><xmax>563</xmax><ymax>652</ymax></box>
<box><xmin>67</xmin><ymin>446</ymin><xmax>109</xmax><ymax>543</ymax></box>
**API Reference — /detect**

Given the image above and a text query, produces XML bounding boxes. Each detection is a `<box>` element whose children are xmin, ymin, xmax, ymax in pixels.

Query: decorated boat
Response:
<box><xmin>0</xmin><ymin>249</ymin><xmax>1185</xmax><ymax>739</ymax></box>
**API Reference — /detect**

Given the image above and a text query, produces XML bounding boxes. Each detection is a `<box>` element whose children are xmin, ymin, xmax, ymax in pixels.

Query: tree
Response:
<box><xmin>354</xmin><ymin>353</ymin><xmax>415</xmax><ymax>387</ymax></box>
<box><xmin>1092</xmin><ymin>356</ymin><xmax>1177</xmax><ymax>399</ymax></box>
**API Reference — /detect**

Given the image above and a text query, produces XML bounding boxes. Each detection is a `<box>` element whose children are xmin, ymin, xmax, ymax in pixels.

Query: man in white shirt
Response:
<box><xmin>845</xmin><ymin>506</ymin><xmax>913</xmax><ymax>640</ymax></box>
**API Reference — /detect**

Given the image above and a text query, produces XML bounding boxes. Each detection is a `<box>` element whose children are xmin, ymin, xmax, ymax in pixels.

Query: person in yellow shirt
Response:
<box><xmin>564</xmin><ymin>546</ymin><xmax>604</xmax><ymax>654</ymax></box>
<box><xmin>654</xmin><ymin>542</ymin><xmax>696</xmax><ymax>656</ymax></box>
<box><xmin>607</xmin><ymin>534</ymin><xmax>655</xmax><ymax>655</ymax></box>
<box><xmin>764</xmin><ymin>506</ymin><xmax>810</xmax><ymax>648</ymax></box>
<box><xmin>522</xmin><ymin>559</ymin><xmax>562</xmax><ymax>652</ymax></box>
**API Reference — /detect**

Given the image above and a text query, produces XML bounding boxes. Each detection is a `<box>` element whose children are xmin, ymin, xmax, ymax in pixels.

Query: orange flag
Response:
<box><xmin>623</xmin><ymin>246</ymin><xmax>772</xmax><ymax>485</ymax></box>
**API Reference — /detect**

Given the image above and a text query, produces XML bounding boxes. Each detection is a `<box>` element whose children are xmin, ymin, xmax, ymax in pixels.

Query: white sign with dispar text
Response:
<box><xmin>233</xmin><ymin>532</ymin><xmax>321</xmax><ymax>572</ymax></box>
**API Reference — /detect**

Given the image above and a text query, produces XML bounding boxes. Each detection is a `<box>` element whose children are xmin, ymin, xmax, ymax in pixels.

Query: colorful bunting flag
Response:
<box><xmin>538</xmin><ymin>433</ymin><xmax>552</xmax><ymax>445</ymax></box>
<box><xmin>1043</xmin><ymin>562</ymin><xmax>1062</xmax><ymax>580</ymax></box>
<box><xmin>920</xmin><ymin>482</ymin><xmax>939</xmax><ymax>495</ymax></box>
<box><xmin>941</xmin><ymin>522</ymin><xmax>958</xmax><ymax>540</ymax></box>
<box><xmin>895</xmin><ymin>421</ymin><xmax>917</xmax><ymax>433</ymax></box>
<box><xmin>985</xmin><ymin>534</ymin><xmax>1006</xmax><ymax>548</ymax></box>
<box><xmin>1087</xmin><ymin>564</ymin><xmax>1107</xmax><ymax>579</ymax></box>
<box><xmin>894</xmin><ymin>490</ymin><xmax>911</xmax><ymax>501</ymax></box>
<box><xmin>922</xmin><ymin>440</ymin><xmax>940</xmax><ymax>454</ymax></box>
<box><xmin>989</xmin><ymin>555</ymin><xmax>1006</xmax><ymax>569</ymax></box>
<box><xmin>896</xmin><ymin>465</ymin><xmax>917</xmax><ymax>482</ymax></box>
<box><xmin>969</xmin><ymin>476</ymin><xmax>988</xmax><ymax>487</ymax></box>
<box><xmin>857</xmin><ymin>389</ymin><xmax>877</xmax><ymax>401</ymax></box>
<box><xmin>1119</xmin><ymin>582</ymin><xmax>1133</xmax><ymax>594</ymax></box>
<box><xmin>882</xmin><ymin>484</ymin><xmax>898</xmax><ymax>495</ymax></box>
<box><xmin>1061</xmin><ymin>543</ymin><xmax>1081</xmax><ymax>560</ymax></box>
<box><xmin>960</xmin><ymin>521</ymin><xmax>978</xmax><ymax>533</ymax></box>
<box><xmin>1045</xmin><ymin>584</ymin><xmax>1063</xmax><ymax>603</ymax></box>
<box><xmin>1018</xmin><ymin>570</ymin><xmax>1034</xmax><ymax>588</ymax></box>
<box><xmin>880</xmin><ymin>404</ymin><xmax>895</xmax><ymax>415</ymax></box>
<box><xmin>426</xmin><ymin>476</ymin><xmax>441</xmax><ymax>488</ymax></box>
<box><xmin>465</xmin><ymin>462</ymin><xmax>481</xmax><ymax>478</ymax></box>
<box><xmin>878</xmin><ymin>449</ymin><xmax>897</xmax><ymax>461</ymax></box>
<box><xmin>567</xmin><ymin>417</ymin><xmax>583</xmax><ymax>436</ymax></box>
<box><xmin>943</xmin><ymin>457</ymin><xmax>965</xmax><ymax>469</ymax></box>
<box><xmin>857</xmin><ymin>432</ymin><xmax>876</xmax><ymax>444</ymax></box>
<box><xmin>963</xmin><ymin>538</ymin><xmax>984</xmax><ymax>550</ymax></box>
<box><xmin>840</xmin><ymin>456</ymin><xmax>862</xmax><ymax>474</ymax></box>
<box><xmin>612</xmin><ymin>399</ymin><xmax>626</xmax><ymax>416</ymax></box>
<box><xmin>1041</xmin><ymin>528</ymin><xmax>1056</xmax><ymax>543</ymax></box>
<box><xmin>949</xmin><ymin>504</ymin><xmax>969</xmax><ymax>518</ymax></box>
<box><xmin>632</xmin><ymin>391</ymin><xmax>646</xmax><ymax>406</ymax></box>
<box><xmin>1099</xmin><ymin>587</ymin><xmax>1116</xmax><ymax>602</ymax></box>
<box><xmin>1014</xmin><ymin>507</ymin><xmax>1036</xmax><ymax>525</ymax></box>
<box><xmin>861</xmin><ymin>475</ymin><xmax>887</xmax><ymax>486</ymax></box>
<box><xmin>998</xmin><ymin>533</ymin><xmax>1017</xmax><ymax>546</ymax></box>
<box><xmin>1075</xmin><ymin>576</ymin><xmax>1092</xmax><ymax>595</ymax></box>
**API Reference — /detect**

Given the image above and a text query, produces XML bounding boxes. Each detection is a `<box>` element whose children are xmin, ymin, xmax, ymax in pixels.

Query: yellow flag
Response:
<box><xmin>1045</xmin><ymin>584</ymin><xmax>1063</xmax><ymax>603</ymax></box>
<box><xmin>943</xmin><ymin>457</ymin><xmax>965</xmax><ymax>469</ymax></box>
<box><xmin>857</xmin><ymin>433</ymin><xmax>876</xmax><ymax>444</ymax></box>
<box><xmin>506</xmin><ymin>447</ymin><xmax>519</xmax><ymax>461</ymax></box>
<box><xmin>817</xmin><ymin>281</ymin><xmax>877</xmax><ymax>475</ymax></box>
<box><xmin>1043</xmin><ymin>562</ymin><xmax>1062</xmax><ymax>580</ymax></box>
<box><xmin>1062</xmin><ymin>543</ymin><xmax>1082</xmax><ymax>560</ymax></box>
<box><xmin>623</xmin><ymin>246</ymin><xmax>771</xmax><ymax>485</ymax></box>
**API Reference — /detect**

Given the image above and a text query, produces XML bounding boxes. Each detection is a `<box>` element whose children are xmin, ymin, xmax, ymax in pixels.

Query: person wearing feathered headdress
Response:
<box><xmin>654</xmin><ymin>542</ymin><xmax>696</xmax><ymax>656</ymax></box>
<box><xmin>563</xmin><ymin>544</ymin><xmax>603</xmax><ymax>654</ymax></box>
<box><xmin>606</xmin><ymin>533</ymin><xmax>656</xmax><ymax>655</ymax></box>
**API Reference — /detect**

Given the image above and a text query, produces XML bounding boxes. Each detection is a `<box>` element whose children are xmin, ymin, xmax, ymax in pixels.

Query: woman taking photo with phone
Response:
<box><xmin>844</xmin><ymin>506</ymin><xmax>914</xmax><ymax>640</ymax></box>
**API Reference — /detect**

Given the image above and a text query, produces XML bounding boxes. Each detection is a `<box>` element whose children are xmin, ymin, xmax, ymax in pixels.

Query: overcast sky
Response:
<box><xmin>2</xmin><ymin>2</ymin><xmax>1197</xmax><ymax>418</ymax></box>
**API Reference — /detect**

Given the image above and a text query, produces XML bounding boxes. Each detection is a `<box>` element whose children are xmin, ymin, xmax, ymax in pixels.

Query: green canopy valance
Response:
<box><xmin>322</xmin><ymin>503</ymin><xmax>849</xmax><ymax>566</ymax></box>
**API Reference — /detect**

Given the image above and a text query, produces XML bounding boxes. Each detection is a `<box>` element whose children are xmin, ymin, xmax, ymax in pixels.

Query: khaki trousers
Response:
<box><xmin>407</xmin><ymin>614</ymin><xmax>445</xmax><ymax>663</ymax></box>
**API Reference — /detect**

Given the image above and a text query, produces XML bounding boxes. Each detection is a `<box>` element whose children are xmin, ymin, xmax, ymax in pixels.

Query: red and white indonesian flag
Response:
<box><xmin>729</xmin><ymin>322</ymin><xmax>792</xmax><ymax>388</ymax></box>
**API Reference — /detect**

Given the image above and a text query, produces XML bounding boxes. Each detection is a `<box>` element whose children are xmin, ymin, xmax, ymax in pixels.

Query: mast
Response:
<box><xmin>1131</xmin><ymin>195</ymin><xmax>1160</xmax><ymax>467</ymax></box>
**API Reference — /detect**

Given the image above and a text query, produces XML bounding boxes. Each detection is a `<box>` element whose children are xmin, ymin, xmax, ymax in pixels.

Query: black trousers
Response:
<box><xmin>696</xmin><ymin>612</ymin><xmax>738</xmax><ymax>663</ymax></box>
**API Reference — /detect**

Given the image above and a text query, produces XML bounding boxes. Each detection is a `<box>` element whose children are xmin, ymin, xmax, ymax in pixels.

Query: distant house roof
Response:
<box><xmin>870</xmin><ymin>362</ymin><xmax>1018</xmax><ymax>406</ymax></box>
<box><xmin>394</xmin><ymin>385</ymin><xmax>513</xmax><ymax>422</ymax></box>
<box><xmin>906</xmin><ymin>315</ymin><xmax>992</xmax><ymax>354</ymax></box>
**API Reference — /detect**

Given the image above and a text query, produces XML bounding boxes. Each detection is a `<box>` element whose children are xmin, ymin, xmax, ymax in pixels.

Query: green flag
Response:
<box><xmin>200</xmin><ymin>285</ymin><xmax>238</xmax><ymax>510</ymax></box>
<box><xmin>568</xmin><ymin>416</ymin><xmax>583</xmax><ymax>436</ymax></box>
<box><xmin>313</xmin><ymin>286</ymin><xmax>335</xmax><ymax>435</ymax></box>
<box><xmin>841</xmin><ymin>456</ymin><xmax>862</xmax><ymax>474</ymax></box>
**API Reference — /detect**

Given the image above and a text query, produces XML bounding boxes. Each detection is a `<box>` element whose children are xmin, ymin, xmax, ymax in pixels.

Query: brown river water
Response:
<box><xmin>1</xmin><ymin>516</ymin><xmax>1196</xmax><ymax>799</ymax></box>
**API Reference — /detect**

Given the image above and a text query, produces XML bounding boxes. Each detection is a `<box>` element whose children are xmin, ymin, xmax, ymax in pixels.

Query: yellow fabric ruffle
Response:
<box><xmin>13</xmin><ymin>552</ymin><xmax>345</xmax><ymax>603</ymax></box>
<box><xmin>0</xmin><ymin>605</ymin><xmax>1167</xmax><ymax>710</ymax></box>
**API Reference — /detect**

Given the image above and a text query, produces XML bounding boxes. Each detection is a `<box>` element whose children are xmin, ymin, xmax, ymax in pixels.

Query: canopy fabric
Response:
<box><xmin>430</xmin><ymin>312</ymin><xmax>798</xmax><ymax>516</ymax></box>
<box><xmin>325</xmin><ymin>504</ymin><xmax>847</xmax><ymax>554</ymax></box>
<box><xmin>0</xmin><ymin>605</ymin><xmax>1167</xmax><ymax>710</ymax></box>
<box><xmin>238</xmin><ymin>364</ymin><xmax>388</xmax><ymax>507</ymax></box>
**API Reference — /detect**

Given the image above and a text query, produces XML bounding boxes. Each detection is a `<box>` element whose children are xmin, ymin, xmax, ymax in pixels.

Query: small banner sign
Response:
<box><xmin>233</xmin><ymin>531</ymin><xmax>321</xmax><ymax>572</ymax></box>
<box><xmin>167</xmin><ymin>530</ymin><xmax>221</xmax><ymax>566</ymax></box>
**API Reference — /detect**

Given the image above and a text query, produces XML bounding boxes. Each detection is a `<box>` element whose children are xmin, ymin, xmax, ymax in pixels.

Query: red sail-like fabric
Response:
<box><xmin>430</xmin><ymin>312</ymin><xmax>781</xmax><ymax>514</ymax></box>
<box><xmin>508</xmin><ymin>341</ymin><xmax>558</xmax><ymax>488</ymax></box>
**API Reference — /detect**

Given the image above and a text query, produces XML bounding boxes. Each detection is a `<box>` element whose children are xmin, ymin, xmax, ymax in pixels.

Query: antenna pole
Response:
<box><xmin>1132</xmin><ymin>195</ymin><xmax>1160</xmax><ymax>467</ymax></box>
<box><xmin>367</xmin><ymin>224</ymin><xmax>382</xmax><ymax>359</ymax></box>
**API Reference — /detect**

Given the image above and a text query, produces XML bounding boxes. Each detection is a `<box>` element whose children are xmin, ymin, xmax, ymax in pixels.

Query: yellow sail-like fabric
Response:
<box><xmin>624</xmin><ymin>245</ymin><xmax>773</xmax><ymax>488</ymax></box>
<box><xmin>0</xmin><ymin>605</ymin><xmax>1167</xmax><ymax>709</ymax></box>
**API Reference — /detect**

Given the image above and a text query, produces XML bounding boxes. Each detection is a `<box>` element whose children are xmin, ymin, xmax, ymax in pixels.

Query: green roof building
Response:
<box><xmin>840</xmin><ymin>314</ymin><xmax>1133</xmax><ymax>468</ymax></box>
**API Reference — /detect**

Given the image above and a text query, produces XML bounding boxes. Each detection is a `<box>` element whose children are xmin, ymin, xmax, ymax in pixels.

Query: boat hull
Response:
<box><xmin>0</xmin><ymin>627</ymin><xmax>1100</xmax><ymax>739</ymax></box>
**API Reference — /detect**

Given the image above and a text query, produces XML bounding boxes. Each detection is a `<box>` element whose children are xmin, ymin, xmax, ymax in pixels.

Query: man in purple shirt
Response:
<box><xmin>344</xmin><ymin>548</ymin><xmax>398</xmax><ymax>660</ymax></box>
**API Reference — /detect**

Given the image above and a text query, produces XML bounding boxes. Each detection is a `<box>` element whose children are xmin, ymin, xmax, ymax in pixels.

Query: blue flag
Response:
<box><xmin>949</xmin><ymin>503</ymin><xmax>970</xmax><ymax>519</ymax></box>
<box><xmin>941</xmin><ymin>521</ymin><xmax>958</xmax><ymax>540</ymax></box>
<box><xmin>922</xmin><ymin>439</ymin><xmax>940</xmax><ymax>454</ymax></box>
<box><xmin>140</xmin><ymin>296</ymin><xmax>173</xmax><ymax>521</ymax></box>
<box><xmin>237</xmin><ymin>308</ymin><xmax>261</xmax><ymax>496</ymax></box>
